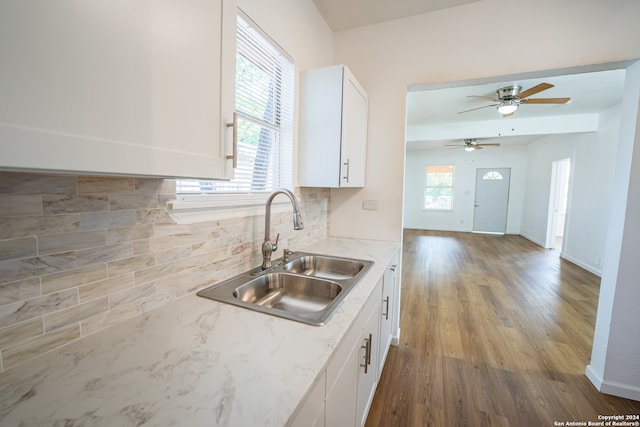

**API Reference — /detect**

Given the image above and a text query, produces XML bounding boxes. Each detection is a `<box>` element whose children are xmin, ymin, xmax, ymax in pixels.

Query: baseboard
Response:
<box><xmin>391</xmin><ymin>328</ymin><xmax>401</xmax><ymax>346</ymax></box>
<box><xmin>586</xmin><ymin>364</ymin><xmax>603</xmax><ymax>390</ymax></box>
<box><xmin>586</xmin><ymin>365</ymin><xmax>640</xmax><ymax>401</ymax></box>
<box><xmin>519</xmin><ymin>232</ymin><xmax>545</xmax><ymax>248</ymax></box>
<box><xmin>560</xmin><ymin>253</ymin><xmax>602</xmax><ymax>277</ymax></box>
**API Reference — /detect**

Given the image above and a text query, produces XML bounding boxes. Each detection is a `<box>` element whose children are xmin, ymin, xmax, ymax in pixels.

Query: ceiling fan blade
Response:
<box><xmin>521</xmin><ymin>97</ymin><xmax>571</xmax><ymax>104</ymax></box>
<box><xmin>476</xmin><ymin>143</ymin><xmax>501</xmax><ymax>147</ymax></box>
<box><xmin>457</xmin><ymin>103</ymin><xmax>499</xmax><ymax>114</ymax></box>
<box><xmin>466</xmin><ymin>95</ymin><xmax>499</xmax><ymax>101</ymax></box>
<box><xmin>445</xmin><ymin>144</ymin><xmax>466</xmax><ymax>147</ymax></box>
<box><xmin>516</xmin><ymin>82</ymin><xmax>554</xmax><ymax>99</ymax></box>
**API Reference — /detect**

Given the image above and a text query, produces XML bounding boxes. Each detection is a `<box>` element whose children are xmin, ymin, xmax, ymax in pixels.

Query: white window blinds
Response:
<box><xmin>176</xmin><ymin>13</ymin><xmax>294</xmax><ymax>194</ymax></box>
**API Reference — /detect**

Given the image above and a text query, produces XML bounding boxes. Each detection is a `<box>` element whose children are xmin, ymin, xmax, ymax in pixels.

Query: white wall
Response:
<box><xmin>329</xmin><ymin>0</ymin><xmax>640</xmax><ymax>243</ymax></box>
<box><xmin>519</xmin><ymin>105</ymin><xmax>621</xmax><ymax>276</ymax></box>
<box><xmin>404</xmin><ymin>146</ymin><xmax>527</xmax><ymax>233</ymax></box>
<box><xmin>587</xmin><ymin>61</ymin><xmax>640</xmax><ymax>401</ymax></box>
<box><xmin>328</xmin><ymin>0</ymin><xmax>640</xmax><ymax>399</ymax></box>
<box><xmin>237</xmin><ymin>0</ymin><xmax>334</xmax><ymax>188</ymax></box>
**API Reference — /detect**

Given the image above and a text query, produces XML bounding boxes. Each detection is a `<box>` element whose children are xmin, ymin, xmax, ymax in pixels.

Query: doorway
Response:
<box><xmin>473</xmin><ymin>168</ymin><xmax>511</xmax><ymax>234</ymax></box>
<box><xmin>545</xmin><ymin>158</ymin><xmax>571</xmax><ymax>250</ymax></box>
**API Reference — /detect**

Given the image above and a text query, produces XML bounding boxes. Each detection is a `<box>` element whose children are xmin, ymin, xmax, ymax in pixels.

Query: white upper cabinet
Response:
<box><xmin>0</xmin><ymin>0</ymin><xmax>237</xmax><ymax>179</ymax></box>
<box><xmin>299</xmin><ymin>64</ymin><xmax>368</xmax><ymax>188</ymax></box>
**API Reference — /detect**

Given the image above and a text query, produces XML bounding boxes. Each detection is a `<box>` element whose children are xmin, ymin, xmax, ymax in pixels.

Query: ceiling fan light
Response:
<box><xmin>497</xmin><ymin>103</ymin><xmax>518</xmax><ymax>115</ymax></box>
<box><xmin>465</xmin><ymin>146</ymin><xmax>475</xmax><ymax>152</ymax></box>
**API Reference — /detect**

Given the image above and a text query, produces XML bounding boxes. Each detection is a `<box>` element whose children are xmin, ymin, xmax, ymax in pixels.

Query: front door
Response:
<box><xmin>473</xmin><ymin>168</ymin><xmax>511</xmax><ymax>234</ymax></box>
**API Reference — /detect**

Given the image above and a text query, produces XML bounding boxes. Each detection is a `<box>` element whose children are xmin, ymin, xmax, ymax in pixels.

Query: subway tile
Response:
<box><xmin>107</xmin><ymin>254</ymin><xmax>155</xmax><ymax>277</ymax></box>
<box><xmin>0</xmin><ymin>214</ymin><xmax>80</xmax><ymax>240</ymax></box>
<box><xmin>81</xmin><ymin>303</ymin><xmax>136</xmax><ymax>336</ymax></box>
<box><xmin>132</xmin><ymin>236</ymin><xmax>175</xmax><ymax>255</ymax></box>
<box><xmin>155</xmin><ymin>246</ymin><xmax>191</xmax><ymax>265</ymax></box>
<box><xmin>77</xmin><ymin>177</ymin><xmax>134</xmax><ymax>194</ymax></box>
<box><xmin>39</xmin><ymin>230</ymin><xmax>106</xmax><ymax>255</ymax></box>
<box><xmin>134</xmin><ymin>179</ymin><xmax>167</xmax><ymax>194</ymax></box>
<box><xmin>2</xmin><ymin>324</ymin><xmax>81</xmax><ymax>370</ymax></box>
<box><xmin>109</xmin><ymin>193</ymin><xmax>158</xmax><ymax>211</ymax></box>
<box><xmin>0</xmin><ymin>318</ymin><xmax>44</xmax><ymax>350</ymax></box>
<box><xmin>105</xmin><ymin>224</ymin><xmax>154</xmax><ymax>244</ymax></box>
<box><xmin>0</xmin><ymin>252</ymin><xmax>77</xmax><ymax>285</ymax></box>
<box><xmin>0</xmin><ymin>195</ymin><xmax>42</xmax><ymax>217</ymax></box>
<box><xmin>108</xmin><ymin>282</ymin><xmax>155</xmax><ymax>308</ymax></box>
<box><xmin>79</xmin><ymin>210</ymin><xmax>137</xmax><ymax>231</ymax></box>
<box><xmin>44</xmin><ymin>298</ymin><xmax>109</xmax><ymax>332</ymax></box>
<box><xmin>0</xmin><ymin>237</ymin><xmax>37</xmax><ymax>261</ymax></box>
<box><xmin>207</xmin><ymin>247</ymin><xmax>232</xmax><ymax>264</ymax></box>
<box><xmin>0</xmin><ymin>278</ymin><xmax>41</xmax><ymax>306</ymax></box>
<box><xmin>43</xmin><ymin>194</ymin><xmax>109</xmax><ymax>215</ymax></box>
<box><xmin>0</xmin><ymin>173</ymin><xmax>76</xmax><ymax>195</ymax></box>
<box><xmin>134</xmin><ymin>291</ymin><xmax>174</xmax><ymax>315</ymax></box>
<box><xmin>79</xmin><ymin>273</ymin><xmax>135</xmax><ymax>303</ymax></box>
<box><xmin>134</xmin><ymin>254</ymin><xmax>205</xmax><ymax>285</ymax></box>
<box><xmin>174</xmin><ymin>231</ymin><xmax>207</xmax><ymax>247</ymax></box>
<box><xmin>41</xmin><ymin>264</ymin><xmax>107</xmax><ymax>294</ymax></box>
<box><xmin>0</xmin><ymin>289</ymin><xmax>78</xmax><ymax>328</ymax></box>
<box><xmin>152</xmin><ymin>222</ymin><xmax>191</xmax><ymax>238</ymax></box>
<box><xmin>136</xmin><ymin>208</ymin><xmax>167</xmax><ymax>225</ymax></box>
<box><xmin>76</xmin><ymin>242</ymin><xmax>132</xmax><ymax>267</ymax></box>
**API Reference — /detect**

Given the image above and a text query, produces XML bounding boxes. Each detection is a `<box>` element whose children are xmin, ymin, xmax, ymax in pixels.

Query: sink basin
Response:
<box><xmin>233</xmin><ymin>273</ymin><xmax>342</xmax><ymax>314</ymax></box>
<box><xmin>197</xmin><ymin>252</ymin><xmax>374</xmax><ymax>325</ymax></box>
<box><xmin>283</xmin><ymin>255</ymin><xmax>365</xmax><ymax>280</ymax></box>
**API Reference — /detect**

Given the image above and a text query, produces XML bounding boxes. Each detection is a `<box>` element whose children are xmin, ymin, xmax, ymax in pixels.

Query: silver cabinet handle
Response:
<box><xmin>343</xmin><ymin>159</ymin><xmax>350</xmax><ymax>183</ymax></box>
<box><xmin>226</xmin><ymin>112</ymin><xmax>238</xmax><ymax>168</ymax></box>
<box><xmin>360</xmin><ymin>333</ymin><xmax>372</xmax><ymax>373</ymax></box>
<box><xmin>382</xmin><ymin>296</ymin><xmax>390</xmax><ymax>320</ymax></box>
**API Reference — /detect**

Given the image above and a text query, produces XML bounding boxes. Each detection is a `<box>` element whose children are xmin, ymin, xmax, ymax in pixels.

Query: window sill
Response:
<box><xmin>168</xmin><ymin>193</ymin><xmax>291</xmax><ymax>224</ymax></box>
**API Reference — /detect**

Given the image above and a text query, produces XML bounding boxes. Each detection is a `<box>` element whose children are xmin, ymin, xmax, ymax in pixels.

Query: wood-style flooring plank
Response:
<box><xmin>365</xmin><ymin>230</ymin><xmax>640</xmax><ymax>427</ymax></box>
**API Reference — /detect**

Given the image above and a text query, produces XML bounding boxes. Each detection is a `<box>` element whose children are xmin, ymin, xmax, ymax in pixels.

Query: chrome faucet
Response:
<box><xmin>261</xmin><ymin>189</ymin><xmax>304</xmax><ymax>270</ymax></box>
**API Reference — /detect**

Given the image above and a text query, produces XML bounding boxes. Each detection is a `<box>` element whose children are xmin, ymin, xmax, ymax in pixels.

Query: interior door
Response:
<box><xmin>473</xmin><ymin>168</ymin><xmax>511</xmax><ymax>234</ymax></box>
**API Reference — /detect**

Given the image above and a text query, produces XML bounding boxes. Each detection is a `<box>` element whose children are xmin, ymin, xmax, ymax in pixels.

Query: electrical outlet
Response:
<box><xmin>362</xmin><ymin>200</ymin><xmax>378</xmax><ymax>211</ymax></box>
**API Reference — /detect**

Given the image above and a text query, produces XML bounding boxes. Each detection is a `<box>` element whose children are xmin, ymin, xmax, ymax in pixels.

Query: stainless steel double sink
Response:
<box><xmin>197</xmin><ymin>252</ymin><xmax>374</xmax><ymax>325</ymax></box>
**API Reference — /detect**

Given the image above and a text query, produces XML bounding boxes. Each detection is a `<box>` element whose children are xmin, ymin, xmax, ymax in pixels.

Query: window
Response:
<box><xmin>176</xmin><ymin>12</ymin><xmax>294</xmax><ymax>197</ymax></box>
<box><xmin>424</xmin><ymin>165</ymin><xmax>454</xmax><ymax>210</ymax></box>
<box><xmin>482</xmin><ymin>171</ymin><xmax>504</xmax><ymax>180</ymax></box>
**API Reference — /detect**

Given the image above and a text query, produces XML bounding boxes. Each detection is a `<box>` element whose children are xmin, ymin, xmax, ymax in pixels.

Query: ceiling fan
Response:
<box><xmin>445</xmin><ymin>138</ymin><xmax>500</xmax><ymax>151</ymax></box>
<box><xmin>457</xmin><ymin>83</ymin><xmax>571</xmax><ymax>117</ymax></box>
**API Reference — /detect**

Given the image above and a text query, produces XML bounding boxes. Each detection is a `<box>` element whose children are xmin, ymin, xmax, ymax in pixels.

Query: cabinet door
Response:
<box><xmin>378</xmin><ymin>260</ymin><xmax>397</xmax><ymax>378</ymax></box>
<box><xmin>340</xmin><ymin>67</ymin><xmax>368</xmax><ymax>187</ymax></box>
<box><xmin>356</xmin><ymin>295</ymin><xmax>381</xmax><ymax>427</ymax></box>
<box><xmin>0</xmin><ymin>0</ymin><xmax>236</xmax><ymax>179</ymax></box>
<box><xmin>290</xmin><ymin>372</ymin><xmax>326</xmax><ymax>427</ymax></box>
<box><xmin>326</xmin><ymin>328</ymin><xmax>360</xmax><ymax>427</ymax></box>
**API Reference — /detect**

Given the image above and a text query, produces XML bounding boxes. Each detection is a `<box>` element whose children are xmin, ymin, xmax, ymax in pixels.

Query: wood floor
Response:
<box><xmin>366</xmin><ymin>230</ymin><xmax>640</xmax><ymax>427</ymax></box>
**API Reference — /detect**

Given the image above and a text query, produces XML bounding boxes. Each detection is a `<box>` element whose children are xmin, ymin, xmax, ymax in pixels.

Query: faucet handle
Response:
<box><xmin>273</xmin><ymin>233</ymin><xmax>280</xmax><ymax>251</ymax></box>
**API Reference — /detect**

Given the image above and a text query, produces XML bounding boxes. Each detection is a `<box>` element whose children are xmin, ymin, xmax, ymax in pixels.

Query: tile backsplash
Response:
<box><xmin>0</xmin><ymin>172</ymin><xmax>328</xmax><ymax>373</ymax></box>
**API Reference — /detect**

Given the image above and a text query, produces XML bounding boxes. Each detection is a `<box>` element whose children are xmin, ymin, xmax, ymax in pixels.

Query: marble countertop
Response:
<box><xmin>0</xmin><ymin>238</ymin><xmax>400</xmax><ymax>427</ymax></box>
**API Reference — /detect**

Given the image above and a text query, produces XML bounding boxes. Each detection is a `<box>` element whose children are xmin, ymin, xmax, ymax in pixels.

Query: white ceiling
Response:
<box><xmin>406</xmin><ymin>68</ymin><xmax>626</xmax><ymax>150</ymax></box>
<box><xmin>311</xmin><ymin>1</ymin><xmax>628</xmax><ymax>152</ymax></box>
<box><xmin>312</xmin><ymin>0</ymin><xmax>482</xmax><ymax>31</ymax></box>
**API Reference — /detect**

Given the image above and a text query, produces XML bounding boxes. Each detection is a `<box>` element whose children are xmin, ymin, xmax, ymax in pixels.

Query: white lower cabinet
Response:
<box><xmin>324</xmin><ymin>278</ymin><xmax>382</xmax><ymax>427</ymax></box>
<box><xmin>290</xmin><ymin>254</ymin><xmax>401</xmax><ymax>427</ymax></box>
<box><xmin>356</xmin><ymin>295</ymin><xmax>381</xmax><ymax>427</ymax></box>
<box><xmin>290</xmin><ymin>371</ymin><xmax>326</xmax><ymax>427</ymax></box>
<box><xmin>378</xmin><ymin>252</ymin><xmax>399</xmax><ymax>378</ymax></box>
